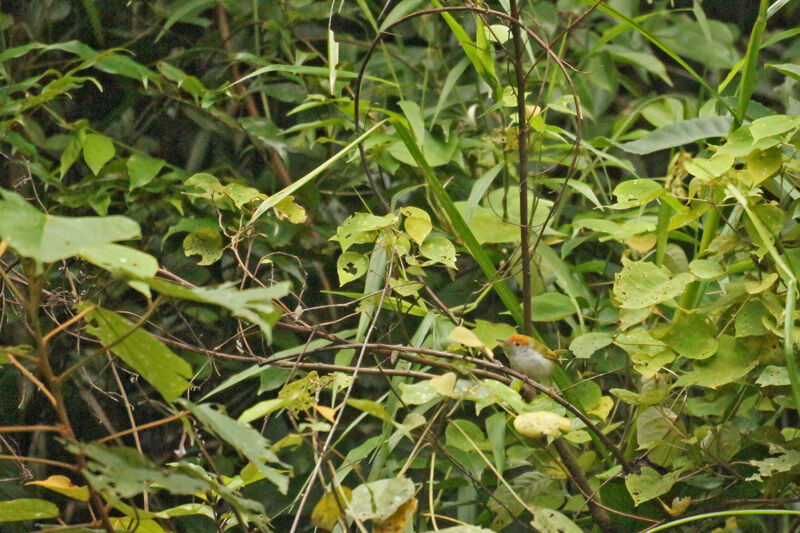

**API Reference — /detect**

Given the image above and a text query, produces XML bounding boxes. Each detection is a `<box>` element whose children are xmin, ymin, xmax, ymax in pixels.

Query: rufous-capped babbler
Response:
<box><xmin>497</xmin><ymin>334</ymin><xmax>561</xmax><ymax>381</ymax></box>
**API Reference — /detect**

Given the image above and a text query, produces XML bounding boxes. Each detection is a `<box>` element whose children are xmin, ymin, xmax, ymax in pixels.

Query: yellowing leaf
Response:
<box><xmin>513</xmin><ymin>411</ymin><xmax>571</xmax><ymax>439</ymax></box>
<box><xmin>314</xmin><ymin>405</ymin><xmax>336</xmax><ymax>423</ymax></box>
<box><xmin>448</xmin><ymin>326</ymin><xmax>491</xmax><ymax>357</ymax></box>
<box><xmin>627</xmin><ymin>233</ymin><xmax>657</xmax><ymax>252</ymax></box>
<box><xmin>26</xmin><ymin>475</ymin><xmax>89</xmax><ymax>502</ymax></box>
<box><xmin>374</xmin><ymin>497</ymin><xmax>418</xmax><ymax>533</ymax></box>
<box><xmin>664</xmin><ymin>496</ymin><xmax>692</xmax><ymax>517</ymax></box>
<box><xmin>587</xmin><ymin>396</ymin><xmax>614</xmax><ymax>421</ymax></box>
<box><xmin>400</xmin><ymin>206</ymin><xmax>432</xmax><ymax>244</ymax></box>
<box><xmin>311</xmin><ymin>487</ymin><xmax>352</xmax><ymax>531</ymax></box>
<box><xmin>274</xmin><ymin>195</ymin><xmax>307</xmax><ymax>224</ymax></box>
<box><xmin>430</xmin><ymin>373</ymin><xmax>456</xmax><ymax>396</ymax></box>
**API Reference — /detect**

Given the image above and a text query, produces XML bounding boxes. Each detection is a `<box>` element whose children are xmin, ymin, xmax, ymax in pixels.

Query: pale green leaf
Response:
<box><xmin>420</xmin><ymin>234</ymin><xmax>457</xmax><ymax>269</ymax></box>
<box><xmin>83</xmin><ymin>133</ymin><xmax>115</xmax><ymax>175</ymax></box>
<box><xmin>688</xmin><ymin>259</ymin><xmax>725</xmax><ymax>280</ymax></box>
<box><xmin>337</xmin><ymin>251</ymin><xmax>369</xmax><ymax>285</ymax></box>
<box><xmin>613</xmin><ymin>258</ymin><xmax>693</xmax><ymax>309</ymax></box>
<box><xmin>756</xmin><ymin>365</ymin><xmax>790</xmax><ymax>387</ymax></box>
<box><xmin>79</xmin><ymin>244</ymin><xmax>158</xmax><ymax>279</ymax></box>
<box><xmin>569</xmin><ymin>332</ymin><xmax>613</xmax><ymax>358</ymax></box>
<box><xmin>148</xmin><ymin>279</ymin><xmax>289</xmax><ymax>342</ymax></box>
<box><xmin>348</xmin><ymin>477</ymin><xmax>415</xmax><ymax>522</ymax></box>
<box><xmin>0</xmin><ymin>499</ymin><xmax>59</xmax><ymax>522</ymax></box>
<box><xmin>625</xmin><ymin>467</ymin><xmax>681</xmax><ymax>506</ymax></box>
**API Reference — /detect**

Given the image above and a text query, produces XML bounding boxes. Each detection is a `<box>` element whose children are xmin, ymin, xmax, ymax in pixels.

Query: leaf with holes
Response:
<box><xmin>337</xmin><ymin>251</ymin><xmax>369</xmax><ymax>285</ymax></box>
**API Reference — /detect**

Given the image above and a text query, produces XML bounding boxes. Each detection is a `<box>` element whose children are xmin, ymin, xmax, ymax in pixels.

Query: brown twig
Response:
<box><xmin>97</xmin><ymin>410</ymin><xmax>190</xmax><ymax>444</ymax></box>
<box><xmin>554</xmin><ymin>438</ymin><xmax>614</xmax><ymax>532</ymax></box>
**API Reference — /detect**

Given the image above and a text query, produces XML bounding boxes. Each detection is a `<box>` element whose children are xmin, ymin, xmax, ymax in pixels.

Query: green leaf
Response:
<box><xmin>688</xmin><ymin>259</ymin><xmax>725</xmax><ymax>280</ymax></box>
<box><xmin>347</xmin><ymin>398</ymin><xmax>391</xmax><ymax>422</ymax></box>
<box><xmin>420</xmin><ymin>234</ymin><xmax>457</xmax><ymax>269</ymax></box>
<box><xmin>662</xmin><ymin>313</ymin><xmax>718</xmax><ymax>360</ymax></box>
<box><xmin>610</xmin><ymin>387</ymin><xmax>668</xmax><ymax>406</ymax></box>
<box><xmin>0</xmin><ymin>189</ymin><xmax>140</xmax><ymax>264</ymax></box>
<box><xmin>675</xmin><ymin>335</ymin><xmax>759</xmax><ymax>389</ymax></box>
<box><xmin>749</xmin><ymin>114</ymin><xmax>800</xmax><ymax>141</ymax></box>
<box><xmin>471</xmin><ymin>320</ymin><xmax>518</xmax><ymax>351</ymax></box>
<box><xmin>613</xmin><ymin>178</ymin><xmax>664</xmax><ymax>207</ymax></box>
<box><xmin>389</xmin><ymin>119</ymin><xmax>525</xmax><ymax>330</ymax></box>
<box><xmin>735</xmin><ymin>299</ymin><xmax>770</xmax><ymax>337</ymax></box>
<box><xmin>127</xmin><ymin>153</ymin><xmax>165</xmax><ymax>189</ymax></box>
<box><xmin>75</xmin><ymin>440</ymin><xmax>266</xmax><ymax>519</ymax></box>
<box><xmin>238</xmin><ymin>398</ymin><xmax>287</xmax><ymax>424</ymax></box>
<box><xmin>331</xmin><ymin>212</ymin><xmax>395</xmax><ymax>252</ymax></box>
<box><xmin>756</xmin><ymin>365</ymin><xmax>790</xmax><ymax>387</ymax></box>
<box><xmin>60</xmin><ymin>134</ymin><xmax>83</xmax><ymax>179</ymax></box>
<box><xmin>273</xmin><ymin>196</ymin><xmax>307</xmax><ymax>224</ymax></box>
<box><xmin>148</xmin><ymin>279</ymin><xmax>289</xmax><ymax>342</ymax></box>
<box><xmin>530</xmin><ymin>292</ymin><xmax>577</xmax><ymax>322</ymax></box>
<box><xmin>768</xmin><ymin>62</ymin><xmax>800</xmax><ymax>82</ymax></box>
<box><xmin>530</xmin><ymin>507</ymin><xmax>583</xmax><ymax>533</ymax></box>
<box><xmin>187</xmin><ymin>402</ymin><xmax>289</xmax><ymax>493</ymax></box>
<box><xmin>337</xmin><ymin>251</ymin><xmax>369</xmax><ymax>285</ymax></box>
<box><xmin>0</xmin><ymin>499</ymin><xmax>59</xmax><ymax>522</ymax></box>
<box><xmin>569</xmin><ymin>332</ymin><xmax>613</xmax><ymax>358</ymax></box>
<box><xmin>183</xmin><ymin>228</ymin><xmax>223</xmax><ymax>265</ymax></box>
<box><xmin>446</xmin><ymin>419</ymin><xmax>488</xmax><ymax>452</ymax></box>
<box><xmin>606</xmin><ymin>45</ymin><xmax>671</xmax><ymax>85</ymax></box>
<box><xmin>748</xmin><ymin>447</ymin><xmax>800</xmax><ymax>482</ymax></box>
<box><xmin>82</xmin><ymin>133</ymin><xmax>115</xmax><ymax>175</ymax></box>
<box><xmin>453</xmin><ymin>202</ymin><xmax>519</xmax><ymax>244</ymax></box>
<box><xmin>745</xmin><ymin>147</ymin><xmax>783</xmax><ymax>185</ymax></box>
<box><xmin>625</xmin><ymin>467</ymin><xmax>681</xmax><ymax>506</ymax></box>
<box><xmin>613</xmin><ymin>258</ymin><xmax>694</xmax><ymax>309</ymax></box>
<box><xmin>398</xmin><ymin>100</ymin><xmax>425</xmax><ymax>145</ymax></box>
<box><xmin>156</xmin><ymin>0</ymin><xmax>215</xmax><ymax>42</ymax></box>
<box><xmin>84</xmin><ymin>306</ymin><xmax>192</xmax><ymax>402</ymax></box>
<box><xmin>620</xmin><ymin>116</ymin><xmax>733</xmax><ymax>154</ymax></box>
<box><xmin>398</xmin><ymin>379</ymin><xmax>440</xmax><ymax>405</ymax></box>
<box><xmin>349</xmin><ymin>477</ymin><xmax>415</xmax><ymax>522</ymax></box>
<box><xmin>79</xmin><ymin>244</ymin><xmax>159</xmax><ymax>279</ymax></box>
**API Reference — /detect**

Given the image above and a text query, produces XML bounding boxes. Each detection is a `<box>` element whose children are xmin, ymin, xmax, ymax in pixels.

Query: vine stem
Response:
<box><xmin>644</xmin><ymin>509</ymin><xmax>800</xmax><ymax>533</ymax></box>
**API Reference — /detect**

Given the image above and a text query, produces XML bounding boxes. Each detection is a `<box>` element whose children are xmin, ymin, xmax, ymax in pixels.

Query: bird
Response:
<box><xmin>497</xmin><ymin>334</ymin><xmax>561</xmax><ymax>381</ymax></box>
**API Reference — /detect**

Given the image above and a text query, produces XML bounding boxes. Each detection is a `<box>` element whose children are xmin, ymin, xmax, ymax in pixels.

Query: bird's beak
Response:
<box><xmin>496</xmin><ymin>339</ymin><xmax>509</xmax><ymax>346</ymax></box>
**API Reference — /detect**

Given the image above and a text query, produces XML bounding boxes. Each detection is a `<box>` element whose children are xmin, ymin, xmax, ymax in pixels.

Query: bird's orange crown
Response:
<box><xmin>506</xmin><ymin>334</ymin><xmax>533</xmax><ymax>346</ymax></box>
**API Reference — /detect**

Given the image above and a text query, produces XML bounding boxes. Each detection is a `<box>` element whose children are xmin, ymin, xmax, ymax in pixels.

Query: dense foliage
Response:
<box><xmin>1</xmin><ymin>1</ymin><xmax>800</xmax><ymax>532</ymax></box>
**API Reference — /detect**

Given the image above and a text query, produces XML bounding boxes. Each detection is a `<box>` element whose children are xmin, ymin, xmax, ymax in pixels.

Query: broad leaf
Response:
<box><xmin>0</xmin><ymin>189</ymin><xmax>140</xmax><ymax>264</ymax></box>
<box><xmin>84</xmin><ymin>306</ymin><xmax>192</xmax><ymax>402</ymax></box>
